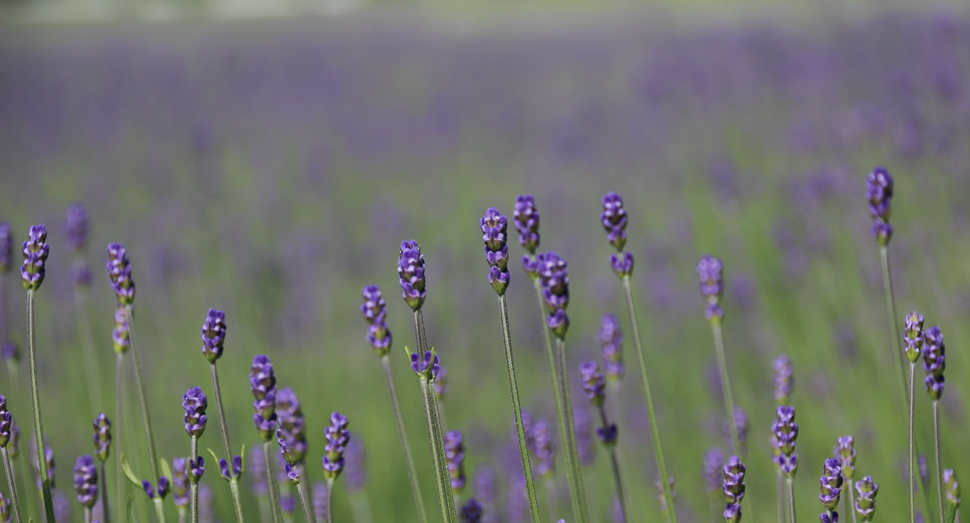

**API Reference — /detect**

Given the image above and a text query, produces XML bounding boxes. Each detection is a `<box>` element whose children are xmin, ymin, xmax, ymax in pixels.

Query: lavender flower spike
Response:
<box><xmin>599</xmin><ymin>314</ymin><xmax>624</xmax><ymax>383</ymax></box>
<box><xmin>112</xmin><ymin>307</ymin><xmax>130</xmax><ymax>354</ymax></box>
<box><xmin>398</xmin><ymin>240</ymin><xmax>427</xmax><ymax>311</ymax></box>
<box><xmin>201</xmin><ymin>309</ymin><xmax>227</xmax><ymax>363</ymax></box>
<box><xmin>93</xmin><ymin>413</ymin><xmax>112</xmax><ymax>462</ymax></box>
<box><xmin>74</xmin><ymin>455</ymin><xmax>99</xmax><ymax>508</ymax></box>
<box><xmin>772</xmin><ymin>405</ymin><xmax>799</xmax><ymax>479</ymax></box>
<box><xmin>579</xmin><ymin>361</ymin><xmax>606</xmax><ymax>408</ymax></box>
<box><xmin>183</xmin><ymin>387</ymin><xmax>208</xmax><ymax>437</ymax></box>
<box><xmin>66</xmin><ymin>204</ymin><xmax>91</xmax><ymax>252</ymax></box>
<box><xmin>723</xmin><ymin>455</ymin><xmax>745</xmax><ymax>523</ymax></box>
<box><xmin>944</xmin><ymin>470</ymin><xmax>960</xmax><ymax>521</ymax></box>
<box><xmin>461</xmin><ymin>499</ymin><xmax>483</xmax><ymax>523</ymax></box>
<box><xmin>313</xmin><ymin>482</ymin><xmax>328</xmax><ymax>523</ymax></box>
<box><xmin>820</xmin><ymin>458</ymin><xmax>844</xmax><ymax>522</ymax></box>
<box><xmin>250</xmin><ymin>355</ymin><xmax>277</xmax><ymax>442</ymax></box>
<box><xmin>837</xmin><ymin>436</ymin><xmax>856</xmax><ymax>480</ymax></box>
<box><xmin>105</xmin><ymin>243</ymin><xmax>135</xmax><ymax>305</ymax></box>
<box><xmin>0</xmin><ymin>492</ymin><xmax>9</xmax><ymax>523</ymax></box>
<box><xmin>444</xmin><ymin>430</ymin><xmax>466</xmax><ymax>494</ymax></box>
<box><xmin>323</xmin><ymin>412</ymin><xmax>349</xmax><ymax>481</ymax></box>
<box><xmin>513</xmin><ymin>195</ymin><xmax>540</xmax><ymax>255</ymax></box>
<box><xmin>904</xmin><ymin>312</ymin><xmax>924</xmax><ymax>364</ymax></box>
<box><xmin>0</xmin><ymin>223</ymin><xmax>13</xmax><ymax>274</ymax></box>
<box><xmin>697</xmin><ymin>254</ymin><xmax>725</xmax><ymax>323</ymax></box>
<box><xmin>923</xmin><ymin>326</ymin><xmax>945</xmax><ymax>399</ymax></box>
<box><xmin>530</xmin><ymin>420</ymin><xmax>555</xmax><ymax>478</ymax></box>
<box><xmin>854</xmin><ymin>476</ymin><xmax>879</xmax><ymax>522</ymax></box>
<box><xmin>20</xmin><ymin>225</ymin><xmax>49</xmax><ymax>291</ymax></box>
<box><xmin>32</xmin><ymin>445</ymin><xmax>55</xmax><ymax>489</ymax></box>
<box><xmin>866</xmin><ymin>166</ymin><xmax>894</xmax><ymax>246</ymax></box>
<box><xmin>537</xmin><ymin>252</ymin><xmax>570</xmax><ymax>339</ymax></box>
<box><xmin>656</xmin><ymin>475</ymin><xmax>675</xmax><ymax>519</ymax></box>
<box><xmin>600</xmin><ymin>192</ymin><xmax>628</xmax><ymax>252</ymax></box>
<box><xmin>171</xmin><ymin>458</ymin><xmax>190</xmax><ymax>511</ymax></box>
<box><xmin>361</xmin><ymin>285</ymin><xmax>392</xmax><ymax>357</ymax></box>
<box><xmin>0</xmin><ymin>396</ymin><xmax>10</xmax><ymax>448</ymax></box>
<box><xmin>276</xmin><ymin>387</ymin><xmax>307</xmax><ymax>465</ymax></box>
<box><xmin>703</xmin><ymin>447</ymin><xmax>725</xmax><ymax>494</ymax></box>
<box><xmin>773</xmin><ymin>355</ymin><xmax>795</xmax><ymax>405</ymax></box>
<box><xmin>481</xmin><ymin>208</ymin><xmax>511</xmax><ymax>295</ymax></box>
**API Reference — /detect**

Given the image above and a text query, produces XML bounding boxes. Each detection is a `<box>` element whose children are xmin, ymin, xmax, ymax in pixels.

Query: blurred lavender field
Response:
<box><xmin>2</xmin><ymin>8</ymin><xmax>970</xmax><ymax>523</ymax></box>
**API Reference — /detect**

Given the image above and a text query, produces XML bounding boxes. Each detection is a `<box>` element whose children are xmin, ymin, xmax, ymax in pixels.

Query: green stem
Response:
<box><xmin>25</xmin><ymin>290</ymin><xmax>56</xmax><ymax>523</ymax></box>
<box><xmin>74</xmin><ymin>287</ymin><xmax>104</xmax><ymax>416</ymax></box>
<box><xmin>123</xmin><ymin>305</ymin><xmax>161</xmax><ymax>487</ymax></box>
<box><xmin>555</xmin><ymin>339</ymin><xmax>588</xmax><ymax>523</ymax></box>
<box><xmin>263</xmin><ymin>442</ymin><xmax>284</xmax><ymax>523</ymax></box>
<box><xmin>497</xmin><ymin>295</ymin><xmax>542</xmax><ymax>523</ymax></box>
<box><xmin>711</xmin><ymin>323</ymin><xmax>741</xmax><ymax>457</ymax></box>
<box><xmin>879</xmin><ymin>246</ymin><xmax>909</xmax><ymax>416</ymax></box>
<box><xmin>621</xmin><ymin>277</ymin><xmax>677</xmax><ymax>523</ymax></box>
<box><xmin>326</xmin><ymin>480</ymin><xmax>334</xmax><ymax>523</ymax></box>
<box><xmin>295</xmin><ymin>478</ymin><xmax>313</xmax><ymax>523</ymax></box>
<box><xmin>847</xmin><ymin>478</ymin><xmax>857</xmax><ymax>523</ymax></box>
<box><xmin>230</xmin><ymin>478</ymin><xmax>247</xmax><ymax>523</ymax></box>
<box><xmin>101</xmin><ymin>461</ymin><xmax>112</xmax><ymax>523</ymax></box>
<box><xmin>1</xmin><ymin>447</ymin><xmax>23</xmax><ymax>523</ymax></box>
<box><xmin>777</xmin><ymin>470</ymin><xmax>785</xmax><ymax>523</ymax></box>
<box><xmin>208</xmin><ymin>362</ymin><xmax>246</xmax><ymax>523</ymax></box>
<box><xmin>379</xmin><ymin>357</ymin><xmax>429</xmax><ymax>523</ymax></box>
<box><xmin>909</xmin><ymin>362</ymin><xmax>916</xmax><ymax>523</ymax></box>
<box><xmin>935</xmin><ymin>401</ymin><xmax>944</xmax><ymax>523</ymax></box>
<box><xmin>298</xmin><ymin>465</ymin><xmax>314</xmax><ymax>523</ymax></box>
<box><xmin>414</xmin><ymin>311</ymin><xmax>429</xmax><ymax>355</ymax></box>
<box><xmin>191</xmin><ymin>436</ymin><xmax>199</xmax><ymax>523</ymax></box>
<box><xmin>419</xmin><ymin>377</ymin><xmax>457</xmax><ymax>523</ymax></box>
<box><xmin>86</xmin><ymin>506</ymin><xmax>94</xmax><ymax>523</ymax></box>
<box><xmin>787</xmin><ymin>478</ymin><xmax>796</xmax><ymax>523</ymax></box>
<box><xmin>595</xmin><ymin>403</ymin><xmax>626</xmax><ymax>523</ymax></box>
<box><xmin>154</xmin><ymin>498</ymin><xmax>167</xmax><ymax>523</ymax></box>
<box><xmin>116</xmin><ymin>353</ymin><xmax>126</xmax><ymax>523</ymax></box>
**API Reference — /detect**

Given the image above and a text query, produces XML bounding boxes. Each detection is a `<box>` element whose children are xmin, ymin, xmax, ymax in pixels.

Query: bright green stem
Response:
<box><xmin>530</xmin><ymin>278</ymin><xmax>577</xmax><ymax>522</ymax></box>
<box><xmin>116</xmin><ymin>353</ymin><xmax>127</xmax><ymax>523</ymax></box>
<box><xmin>777</xmin><ymin>470</ymin><xmax>785</xmax><ymax>523</ymax></box>
<box><xmin>154</xmin><ymin>497</ymin><xmax>167</xmax><ymax>523</ymax></box>
<box><xmin>208</xmin><ymin>362</ymin><xmax>247</xmax><ymax>523</ymax></box>
<box><xmin>295</xmin><ymin>478</ymin><xmax>313</xmax><ymax>523</ymax></box>
<box><xmin>945</xmin><ymin>503</ymin><xmax>958</xmax><ymax>523</ymax></box>
<box><xmin>101</xmin><ymin>461</ymin><xmax>112</xmax><ymax>523</ymax></box>
<box><xmin>414</xmin><ymin>310</ymin><xmax>429</xmax><ymax>355</ymax></box>
<box><xmin>606</xmin><ymin>448</ymin><xmax>627</xmax><ymax>523</ymax></box>
<box><xmin>25</xmin><ymin>290</ymin><xmax>56</xmax><ymax>523</ymax></box>
<box><xmin>348</xmin><ymin>492</ymin><xmax>373</xmax><ymax>523</ymax></box>
<box><xmin>263</xmin><ymin>442</ymin><xmax>284</xmax><ymax>523</ymax></box>
<box><xmin>419</xmin><ymin>377</ymin><xmax>457</xmax><ymax>523</ymax></box>
<box><xmin>74</xmin><ymin>287</ymin><xmax>105</xmax><ymax>416</ymax></box>
<box><xmin>711</xmin><ymin>323</ymin><xmax>741</xmax><ymax>457</ymax></box>
<box><xmin>191</xmin><ymin>436</ymin><xmax>199</xmax><ymax>523</ymax></box>
<box><xmin>230</xmin><ymin>479</ymin><xmax>247</xmax><ymax>523</ymax></box>
<box><xmin>497</xmin><ymin>294</ymin><xmax>542</xmax><ymax>523</ymax></box>
<box><xmin>621</xmin><ymin>277</ymin><xmax>677</xmax><ymax>523</ymax></box>
<box><xmin>934</xmin><ymin>401</ymin><xmax>944</xmax><ymax>523</ymax></box>
<box><xmin>1</xmin><ymin>447</ymin><xmax>23</xmax><ymax>523</ymax></box>
<box><xmin>124</xmin><ymin>305</ymin><xmax>162</xmax><ymax>487</ymax></box>
<box><xmin>879</xmin><ymin>246</ymin><xmax>909</xmax><ymax>415</ymax></box>
<box><xmin>787</xmin><ymin>478</ymin><xmax>796</xmax><ymax>523</ymax></box>
<box><xmin>86</xmin><ymin>506</ymin><xmax>94</xmax><ymax>523</ymax></box>
<box><xmin>846</xmin><ymin>478</ymin><xmax>857</xmax><ymax>523</ymax></box>
<box><xmin>909</xmin><ymin>362</ymin><xmax>916</xmax><ymax>523</ymax></box>
<box><xmin>555</xmin><ymin>339</ymin><xmax>589</xmax><ymax>523</ymax></box>
<box><xmin>298</xmin><ymin>465</ymin><xmax>314</xmax><ymax>523</ymax></box>
<box><xmin>326</xmin><ymin>480</ymin><xmax>334</xmax><ymax>523</ymax></box>
<box><xmin>380</xmin><ymin>357</ymin><xmax>429</xmax><ymax>523</ymax></box>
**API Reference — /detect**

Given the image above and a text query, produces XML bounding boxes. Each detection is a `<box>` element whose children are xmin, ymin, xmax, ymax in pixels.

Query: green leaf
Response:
<box><xmin>120</xmin><ymin>454</ymin><xmax>146</xmax><ymax>490</ymax></box>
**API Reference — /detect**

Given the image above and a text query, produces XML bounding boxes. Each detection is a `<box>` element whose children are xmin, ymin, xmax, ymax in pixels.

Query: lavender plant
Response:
<box><xmin>481</xmin><ymin>207</ymin><xmax>540</xmax><ymax>523</ymax></box>
<box><xmin>251</xmin><ymin>355</ymin><xmax>284</xmax><ymax>523</ymax></box>
<box><xmin>836</xmin><ymin>437</ymin><xmax>857</xmax><ymax>523</ymax></box>
<box><xmin>921</xmin><ymin>325</ymin><xmax>946</xmax><ymax>521</ymax></box>
<box><xmin>21</xmin><ymin>225</ymin><xmax>56</xmax><ymax>523</ymax></box>
<box><xmin>854</xmin><ymin>476</ymin><xmax>878</xmax><ymax>522</ymax></box>
<box><xmin>360</xmin><ymin>285</ymin><xmax>428</xmax><ymax>523</ymax></box>
<box><xmin>773</xmin><ymin>356</ymin><xmax>794</xmax><ymax>523</ymax></box>
<box><xmin>598</xmin><ymin>192</ymin><xmax>676</xmax><ymax>522</ymax></box>
<box><xmin>578</xmin><ymin>360</ymin><xmax>625</xmax><ymax>522</ymax></box>
<box><xmin>0</xmin><ymin>491</ymin><xmax>9</xmax><ymax>523</ymax></box>
<box><xmin>598</xmin><ymin>315</ymin><xmax>624</xmax><ymax>386</ymax></box>
<box><xmin>460</xmin><ymin>499</ymin><xmax>482</xmax><ymax>523</ymax></box>
<box><xmin>819</xmin><ymin>458</ymin><xmax>844</xmax><ymax>523</ymax></box>
<box><xmin>723</xmin><ymin>456</ymin><xmax>746</xmax><ymax>523</ymax></box>
<box><xmin>943</xmin><ymin>470</ymin><xmax>959</xmax><ymax>523</ymax></box>
<box><xmin>322</xmin><ymin>411</ymin><xmax>350</xmax><ymax>523</ymax></box>
<box><xmin>93</xmin><ymin>413</ymin><xmax>112</xmax><ymax>523</ymax></box>
<box><xmin>443</xmin><ymin>430</ymin><xmax>465</xmax><ymax>509</ymax></box>
<box><xmin>74</xmin><ymin>455</ymin><xmax>98</xmax><ymax>523</ymax></box>
<box><xmin>184</xmin><ymin>386</ymin><xmax>208</xmax><ymax>523</ymax></box>
<box><xmin>903</xmin><ymin>311</ymin><xmax>924</xmax><ymax>523</ymax></box>
<box><xmin>111</xmin><ymin>304</ymin><xmax>129</xmax><ymax>522</ymax></box>
<box><xmin>0</xmin><ymin>396</ymin><xmax>21</xmax><ymax>523</ymax></box>
<box><xmin>276</xmin><ymin>386</ymin><xmax>310</xmax><ymax>523</ymax></box>
<box><xmin>771</xmin><ymin>406</ymin><xmax>798</xmax><ymax>523</ymax></box>
<box><xmin>655</xmin><ymin>475</ymin><xmax>675</xmax><ymax>521</ymax></box>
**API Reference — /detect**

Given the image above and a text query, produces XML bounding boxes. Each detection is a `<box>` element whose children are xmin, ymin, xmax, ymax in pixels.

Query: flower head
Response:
<box><xmin>201</xmin><ymin>309</ymin><xmax>227</xmax><ymax>363</ymax></box>
<box><xmin>0</xmin><ymin>491</ymin><xmax>9</xmax><ymax>523</ymax></box>
<box><xmin>866</xmin><ymin>166</ymin><xmax>894</xmax><ymax>245</ymax></box>
<box><xmin>93</xmin><ymin>413</ymin><xmax>112</xmax><ymax>462</ymax></box>
<box><xmin>344</xmin><ymin>434</ymin><xmax>367</xmax><ymax>492</ymax></box>
<box><xmin>74</xmin><ymin>455</ymin><xmax>99</xmax><ymax>508</ymax></box>
<box><xmin>362</xmin><ymin>285</ymin><xmax>392</xmax><ymax>357</ymax></box>
<box><xmin>772</xmin><ymin>405</ymin><xmax>798</xmax><ymax>478</ymax></box>
<box><xmin>0</xmin><ymin>396</ymin><xmax>10</xmax><ymax>448</ymax></box>
<box><xmin>0</xmin><ymin>223</ymin><xmax>13</xmax><ymax>274</ymax></box>
<box><xmin>531</xmin><ymin>420</ymin><xmax>555</xmax><ymax>478</ymax></box>
<box><xmin>106</xmin><ymin>242</ymin><xmax>135</xmax><ymax>304</ymax></box>
<box><xmin>398</xmin><ymin>240</ymin><xmax>427</xmax><ymax>311</ymax></box>
<box><xmin>66</xmin><ymin>204</ymin><xmax>91</xmax><ymax>252</ymax></box>
<box><xmin>251</xmin><ymin>355</ymin><xmax>278</xmax><ymax>441</ymax></box>
<box><xmin>601</xmin><ymin>192</ymin><xmax>628</xmax><ymax>252</ymax></box>
<box><xmin>697</xmin><ymin>254</ymin><xmax>725</xmax><ymax>323</ymax></box>
<box><xmin>923</xmin><ymin>325</ymin><xmax>946</xmax><ymax>400</ymax></box>
<box><xmin>944</xmin><ymin>469</ymin><xmax>960</xmax><ymax>507</ymax></box>
<box><xmin>323</xmin><ymin>412</ymin><xmax>349</xmax><ymax>481</ymax></box>
<box><xmin>435</xmin><ymin>365</ymin><xmax>448</xmax><ymax>401</ymax></box>
<box><xmin>173</xmin><ymin>457</ymin><xmax>190</xmax><ymax>508</ymax></box>
<box><xmin>904</xmin><ymin>311</ymin><xmax>924</xmax><ymax>363</ymax></box>
<box><xmin>313</xmin><ymin>482</ymin><xmax>328</xmax><ymax>523</ymax></box>
<box><xmin>112</xmin><ymin>306</ymin><xmax>130</xmax><ymax>354</ymax></box>
<box><xmin>579</xmin><ymin>360</ymin><xmax>606</xmax><ymax>407</ymax></box>
<box><xmin>182</xmin><ymin>386</ymin><xmax>208</xmax><ymax>438</ymax></box>
<box><xmin>854</xmin><ymin>475</ymin><xmax>879</xmax><ymax>522</ymax></box>
<box><xmin>537</xmin><ymin>252</ymin><xmax>570</xmax><ymax>339</ymax></box>
<box><xmin>277</xmin><ymin>387</ymin><xmax>307</xmax><ymax>465</ymax></box>
<box><xmin>189</xmin><ymin>456</ymin><xmax>204</xmax><ymax>484</ymax></box>
<box><xmin>773</xmin><ymin>355</ymin><xmax>795</xmax><ymax>405</ymax></box>
<box><xmin>21</xmin><ymin>225</ymin><xmax>49</xmax><ymax>291</ymax></box>
<box><xmin>1</xmin><ymin>341</ymin><xmax>19</xmax><ymax>365</ymax></box>
<box><xmin>820</xmin><ymin>457</ymin><xmax>844</xmax><ymax>512</ymax></box>
<box><xmin>409</xmin><ymin>348</ymin><xmax>440</xmax><ymax>381</ymax></box>
<box><xmin>837</xmin><ymin>436</ymin><xmax>856</xmax><ymax>480</ymax></box>
<box><xmin>723</xmin><ymin>455</ymin><xmax>745</xmax><ymax>523</ymax></box>
<box><xmin>461</xmin><ymin>498</ymin><xmax>483</xmax><ymax>523</ymax></box>
<box><xmin>703</xmin><ymin>447</ymin><xmax>725</xmax><ymax>494</ymax></box>
<box><xmin>599</xmin><ymin>314</ymin><xmax>624</xmax><ymax>382</ymax></box>
<box><xmin>513</xmin><ymin>195</ymin><xmax>540</xmax><ymax>255</ymax></box>
<box><xmin>444</xmin><ymin>430</ymin><xmax>466</xmax><ymax>494</ymax></box>
<box><xmin>482</xmin><ymin>208</ymin><xmax>511</xmax><ymax>295</ymax></box>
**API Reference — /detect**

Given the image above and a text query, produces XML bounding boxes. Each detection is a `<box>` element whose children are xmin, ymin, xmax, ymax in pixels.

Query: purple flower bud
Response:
<box><xmin>697</xmin><ymin>254</ymin><xmax>725</xmax><ymax>323</ymax></box>
<box><xmin>0</xmin><ymin>223</ymin><xmax>13</xmax><ymax>274</ymax></box>
<box><xmin>323</xmin><ymin>411</ymin><xmax>349</xmax><ymax>481</ymax></box>
<box><xmin>837</xmin><ymin>436</ymin><xmax>856</xmax><ymax>480</ymax></box>
<box><xmin>481</xmin><ymin>208</ymin><xmax>511</xmax><ymax>295</ymax></box>
<box><xmin>435</xmin><ymin>366</ymin><xmax>448</xmax><ymax>401</ymax></box>
<box><xmin>398</xmin><ymin>240</ymin><xmax>427</xmax><ymax>311</ymax></box>
<box><xmin>530</xmin><ymin>420</ymin><xmax>555</xmax><ymax>478</ymax></box>
<box><xmin>513</xmin><ymin>195</ymin><xmax>540</xmax><ymax>255</ymax></box>
<box><xmin>0</xmin><ymin>491</ymin><xmax>9</xmax><ymax>523</ymax></box>
<box><xmin>923</xmin><ymin>325</ymin><xmax>945</xmax><ymax>400</ymax></box>
<box><xmin>219</xmin><ymin>457</ymin><xmax>241</xmax><ymax>481</ymax></box>
<box><xmin>280</xmin><ymin>490</ymin><xmax>296</xmax><ymax>515</ymax></box>
<box><xmin>21</xmin><ymin>225</ymin><xmax>49</xmax><ymax>291</ymax></box>
<box><xmin>610</xmin><ymin>252</ymin><xmax>634</xmax><ymax>279</ymax></box>
<box><xmin>251</xmin><ymin>355</ymin><xmax>278</xmax><ymax>442</ymax></box>
<box><xmin>773</xmin><ymin>355</ymin><xmax>795</xmax><ymax>405</ymax></box>
<box><xmin>409</xmin><ymin>349</ymin><xmax>440</xmax><ymax>380</ymax></box>
<box><xmin>74</xmin><ymin>455</ymin><xmax>98</xmax><ymax>508</ymax></box>
<box><xmin>284</xmin><ymin>462</ymin><xmax>300</xmax><ymax>483</ymax></box>
<box><xmin>820</xmin><ymin>511</ymin><xmax>839</xmax><ymax>523</ymax></box>
<box><xmin>54</xmin><ymin>491</ymin><xmax>71</xmax><ymax>523</ymax></box>
<box><xmin>344</xmin><ymin>433</ymin><xmax>366</xmax><ymax>492</ymax></box>
<box><xmin>461</xmin><ymin>498</ymin><xmax>483</xmax><ymax>523</ymax></box>
<box><xmin>703</xmin><ymin>447</ymin><xmax>725</xmax><ymax>493</ymax></box>
<box><xmin>866</xmin><ymin>167</ymin><xmax>894</xmax><ymax>246</ymax></box>
<box><xmin>820</xmin><ymin>457</ymin><xmax>844</xmax><ymax>511</ymax></box>
<box><xmin>521</xmin><ymin>254</ymin><xmax>539</xmax><ymax>281</ymax></box>
<box><xmin>143</xmin><ymin>480</ymin><xmax>155</xmax><ymax>500</ymax></box>
<box><xmin>182</xmin><ymin>387</ymin><xmax>208</xmax><ymax>437</ymax></box>
<box><xmin>112</xmin><ymin>306</ymin><xmax>130</xmax><ymax>354</ymax></box>
<box><xmin>854</xmin><ymin>475</ymin><xmax>879</xmax><ymax>522</ymax></box>
<box><xmin>444</xmin><ymin>430</ymin><xmax>466</xmax><ymax>493</ymax></box>
<box><xmin>65</xmin><ymin>204</ymin><xmax>90</xmax><ymax>252</ymax></box>
<box><xmin>189</xmin><ymin>456</ymin><xmax>204</xmax><ymax>484</ymax></box>
<box><xmin>772</xmin><ymin>405</ymin><xmax>799</xmax><ymax>479</ymax></box>
<box><xmin>361</xmin><ymin>286</ymin><xmax>393</xmax><ymax>357</ymax></box>
<box><xmin>93</xmin><ymin>413</ymin><xmax>112</xmax><ymax>462</ymax></box>
<box><xmin>722</xmin><ymin>455</ymin><xmax>745</xmax><ymax>522</ymax></box>
<box><xmin>361</xmin><ymin>285</ymin><xmax>387</xmax><ymax>324</ymax></box>
<box><xmin>106</xmin><ymin>243</ymin><xmax>135</xmax><ymax>305</ymax></box>
<box><xmin>600</xmin><ymin>192</ymin><xmax>629</xmax><ymax>252</ymax></box>
<box><xmin>599</xmin><ymin>314</ymin><xmax>624</xmax><ymax>382</ymax></box>
<box><xmin>276</xmin><ymin>387</ymin><xmax>307</xmax><ymax>465</ymax></box>
<box><xmin>201</xmin><ymin>309</ymin><xmax>227</xmax><ymax>363</ymax></box>
<box><xmin>723</xmin><ymin>502</ymin><xmax>741</xmax><ymax>523</ymax></box>
<box><xmin>871</xmin><ymin>221</ymin><xmax>893</xmax><ymax>245</ymax></box>
<box><xmin>904</xmin><ymin>311</ymin><xmax>924</xmax><ymax>363</ymax></box>
<box><xmin>579</xmin><ymin>360</ymin><xmax>606</xmax><ymax>407</ymax></box>
<box><xmin>173</xmin><ymin>458</ymin><xmax>190</xmax><ymax>507</ymax></box>
<box><xmin>0</xmin><ymin>396</ymin><xmax>10</xmax><ymax>448</ymax></box>
<box><xmin>158</xmin><ymin>475</ymin><xmax>170</xmax><ymax>499</ymax></box>
<box><xmin>1</xmin><ymin>341</ymin><xmax>19</xmax><ymax>365</ymax></box>
<box><xmin>313</xmin><ymin>482</ymin><xmax>328</xmax><ymax>523</ymax></box>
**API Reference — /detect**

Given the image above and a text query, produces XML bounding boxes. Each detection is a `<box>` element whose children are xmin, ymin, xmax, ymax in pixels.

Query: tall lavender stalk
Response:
<box><xmin>578</xmin><ymin>361</ymin><xmax>625</xmax><ymax>522</ymax></box>
<box><xmin>903</xmin><ymin>312</ymin><xmax>924</xmax><ymax>523</ymax></box>
<box><xmin>773</xmin><ymin>355</ymin><xmax>795</xmax><ymax>523</ymax></box>
<box><xmin>93</xmin><ymin>413</ymin><xmax>112</xmax><ymax>523</ymax></box>
<box><xmin>66</xmin><ymin>204</ymin><xmax>103</xmax><ymax>416</ymax></box>
<box><xmin>276</xmin><ymin>387</ymin><xmax>312</xmax><ymax>523</ymax></box>
<box><xmin>322</xmin><ymin>412</ymin><xmax>350</xmax><ymax>523</ymax></box>
<box><xmin>771</xmin><ymin>406</ymin><xmax>798</xmax><ymax>523</ymax></box>
<box><xmin>251</xmin><ymin>355</ymin><xmax>284</xmax><ymax>523</ymax></box>
<box><xmin>0</xmin><ymin>396</ymin><xmax>22</xmax><ymax>523</ymax></box>
<box><xmin>360</xmin><ymin>285</ymin><xmax>428</xmax><ymax>523</ymax></box>
<box><xmin>200</xmin><ymin>309</ymin><xmax>246</xmax><ymax>523</ymax></box>
<box><xmin>184</xmin><ymin>386</ymin><xmax>208</xmax><ymax>523</ymax></box>
<box><xmin>723</xmin><ymin>456</ymin><xmax>746</xmax><ymax>523</ymax></box>
<box><xmin>854</xmin><ymin>476</ymin><xmax>878</xmax><ymax>522</ymax></box>
<box><xmin>74</xmin><ymin>456</ymin><xmax>98</xmax><ymax>523</ymax></box>
<box><xmin>922</xmin><ymin>326</ymin><xmax>946</xmax><ymax>521</ymax></box>
<box><xmin>106</xmin><ymin>242</ymin><xmax>168</xmax><ymax>523</ymax></box>
<box><xmin>21</xmin><ymin>225</ymin><xmax>56</xmax><ymax>523</ymax></box>
<box><xmin>819</xmin><ymin>458</ymin><xmax>843</xmax><ymax>523</ymax></box>
<box><xmin>599</xmin><ymin>193</ymin><xmax>676</xmax><ymax>522</ymax></box>
<box><xmin>837</xmin><ymin>437</ymin><xmax>857</xmax><ymax>523</ymax></box>
<box><xmin>481</xmin><ymin>208</ymin><xmax>541</xmax><ymax>523</ymax></box>
<box><xmin>111</xmin><ymin>306</ymin><xmax>129</xmax><ymax>522</ymax></box>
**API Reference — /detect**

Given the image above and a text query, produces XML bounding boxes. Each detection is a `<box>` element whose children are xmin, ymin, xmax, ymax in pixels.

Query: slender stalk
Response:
<box><xmin>295</xmin><ymin>478</ymin><xmax>313</xmax><ymax>523</ymax></box>
<box><xmin>787</xmin><ymin>478</ymin><xmax>796</xmax><ymax>523</ymax></box>
<box><xmin>298</xmin><ymin>465</ymin><xmax>314</xmax><ymax>523</ymax></box>
<box><xmin>191</xmin><ymin>436</ymin><xmax>199</xmax><ymax>523</ymax></box>
<box><xmin>777</xmin><ymin>470</ymin><xmax>785</xmax><ymax>523</ymax></box>
<box><xmin>116</xmin><ymin>353</ymin><xmax>126</xmax><ymax>522</ymax></box>
<box><xmin>25</xmin><ymin>290</ymin><xmax>56</xmax><ymax>523</ymax></box>
<box><xmin>595</xmin><ymin>404</ymin><xmax>626</xmax><ymax>523</ymax></box>
<box><xmin>208</xmin><ymin>362</ymin><xmax>246</xmax><ymax>523</ymax></box>
<box><xmin>415</xmin><ymin>311</ymin><xmax>429</xmax><ymax>355</ymax></box>
<box><xmin>348</xmin><ymin>492</ymin><xmax>373</xmax><ymax>523</ymax></box>
<box><xmin>123</xmin><ymin>306</ymin><xmax>161</xmax><ymax>486</ymax></box>
<box><xmin>263</xmin><ymin>442</ymin><xmax>284</xmax><ymax>523</ymax></box>
<box><xmin>555</xmin><ymin>339</ymin><xmax>588</xmax><ymax>523</ymax></box>
<box><xmin>419</xmin><ymin>377</ymin><xmax>457</xmax><ymax>523</ymax></box>
<box><xmin>934</xmin><ymin>401</ymin><xmax>944</xmax><ymax>523</ymax></box>
<box><xmin>909</xmin><ymin>362</ymin><xmax>916</xmax><ymax>523</ymax></box>
<box><xmin>326</xmin><ymin>480</ymin><xmax>334</xmax><ymax>523</ymax></box>
<box><xmin>101</xmin><ymin>461</ymin><xmax>112</xmax><ymax>523</ymax></box>
<box><xmin>179</xmin><ymin>507</ymin><xmax>187</xmax><ymax>523</ymax></box>
<box><xmin>846</xmin><ymin>478</ymin><xmax>857</xmax><ymax>523</ymax></box>
<box><xmin>711</xmin><ymin>323</ymin><xmax>740</xmax><ymax>456</ymax></box>
<box><xmin>497</xmin><ymin>295</ymin><xmax>542</xmax><ymax>523</ymax></box>
<box><xmin>379</xmin><ymin>357</ymin><xmax>429</xmax><ymax>523</ymax></box>
<box><xmin>1</xmin><ymin>447</ymin><xmax>23</xmax><ymax>523</ymax></box>
<box><xmin>230</xmin><ymin>478</ymin><xmax>247</xmax><ymax>523</ymax></box>
<box><xmin>74</xmin><ymin>287</ymin><xmax>104</xmax><ymax>415</ymax></box>
<box><xmin>879</xmin><ymin>246</ymin><xmax>909</xmax><ymax>414</ymax></box>
<box><xmin>86</xmin><ymin>506</ymin><xmax>94</xmax><ymax>523</ymax></box>
<box><xmin>621</xmin><ymin>278</ymin><xmax>677</xmax><ymax>523</ymax></box>
<box><xmin>154</xmin><ymin>498</ymin><xmax>167</xmax><ymax>523</ymax></box>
